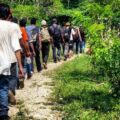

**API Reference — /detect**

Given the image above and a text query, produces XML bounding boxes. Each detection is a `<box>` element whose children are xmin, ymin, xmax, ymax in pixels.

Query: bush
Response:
<box><xmin>91</xmin><ymin>36</ymin><xmax>120</xmax><ymax>96</ymax></box>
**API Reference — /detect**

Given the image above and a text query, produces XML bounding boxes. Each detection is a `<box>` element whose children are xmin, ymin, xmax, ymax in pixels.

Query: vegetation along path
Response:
<box><xmin>9</xmin><ymin>56</ymin><xmax>76</xmax><ymax>120</ymax></box>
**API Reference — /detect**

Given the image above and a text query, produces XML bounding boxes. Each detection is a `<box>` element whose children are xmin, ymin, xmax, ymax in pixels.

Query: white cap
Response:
<box><xmin>41</xmin><ymin>20</ymin><xmax>47</xmax><ymax>26</ymax></box>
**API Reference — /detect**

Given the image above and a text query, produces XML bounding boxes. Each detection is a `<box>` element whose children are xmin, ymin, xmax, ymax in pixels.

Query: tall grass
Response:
<box><xmin>50</xmin><ymin>55</ymin><xmax>120</xmax><ymax>120</ymax></box>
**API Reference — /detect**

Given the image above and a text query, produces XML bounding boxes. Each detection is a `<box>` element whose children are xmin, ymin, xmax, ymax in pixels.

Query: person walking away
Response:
<box><xmin>49</xmin><ymin>19</ymin><xmax>61</xmax><ymax>63</ymax></box>
<box><xmin>74</xmin><ymin>27</ymin><xmax>82</xmax><ymax>54</ymax></box>
<box><xmin>79</xmin><ymin>27</ymin><xmax>86</xmax><ymax>53</ymax></box>
<box><xmin>40</xmin><ymin>20</ymin><xmax>51</xmax><ymax>69</ymax></box>
<box><xmin>62</xmin><ymin>22</ymin><xmax>75</xmax><ymax>60</ymax></box>
<box><xmin>19</xmin><ymin>19</ymin><xmax>32</xmax><ymax>79</ymax></box>
<box><xmin>26</xmin><ymin>18</ymin><xmax>42</xmax><ymax>73</ymax></box>
<box><xmin>0</xmin><ymin>3</ymin><xmax>23</xmax><ymax>120</ymax></box>
<box><xmin>8</xmin><ymin>17</ymin><xmax>22</xmax><ymax>105</ymax></box>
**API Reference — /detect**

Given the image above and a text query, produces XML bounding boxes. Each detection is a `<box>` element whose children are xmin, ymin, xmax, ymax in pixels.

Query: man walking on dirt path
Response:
<box><xmin>26</xmin><ymin>18</ymin><xmax>42</xmax><ymax>73</ymax></box>
<box><xmin>40</xmin><ymin>20</ymin><xmax>51</xmax><ymax>69</ymax></box>
<box><xmin>0</xmin><ymin>3</ymin><xmax>23</xmax><ymax>120</ymax></box>
<box><xmin>49</xmin><ymin>18</ymin><xmax>62</xmax><ymax>63</ymax></box>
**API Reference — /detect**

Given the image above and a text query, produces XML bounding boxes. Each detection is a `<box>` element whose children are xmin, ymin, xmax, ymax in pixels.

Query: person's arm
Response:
<box><xmin>61</xmin><ymin>29</ymin><xmax>65</xmax><ymax>44</ymax></box>
<box><xmin>15</xmin><ymin>50</ymin><xmax>24</xmax><ymax>76</ymax></box>
<box><xmin>23</xmin><ymin>41</ymin><xmax>31</xmax><ymax>57</ymax></box>
<box><xmin>30</xmin><ymin>42</ymin><xmax>36</xmax><ymax>56</ymax></box>
<box><xmin>11</xmin><ymin>31</ymin><xmax>24</xmax><ymax>76</ymax></box>
<box><xmin>38</xmin><ymin>33</ymin><xmax>42</xmax><ymax>49</ymax></box>
<box><xmin>22</xmin><ymin>28</ymin><xmax>31</xmax><ymax>56</ymax></box>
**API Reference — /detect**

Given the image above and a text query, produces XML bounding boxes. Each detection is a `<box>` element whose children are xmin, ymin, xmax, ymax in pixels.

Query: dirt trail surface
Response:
<box><xmin>9</xmin><ymin>56</ymin><xmax>77</xmax><ymax>120</ymax></box>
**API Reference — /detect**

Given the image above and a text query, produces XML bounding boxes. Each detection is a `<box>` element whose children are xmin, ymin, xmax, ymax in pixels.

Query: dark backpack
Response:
<box><xmin>51</xmin><ymin>25</ymin><xmax>61</xmax><ymax>39</ymax></box>
<box><xmin>31</xmin><ymin>27</ymin><xmax>40</xmax><ymax>49</ymax></box>
<box><xmin>31</xmin><ymin>27</ymin><xmax>39</xmax><ymax>42</ymax></box>
<box><xmin>64</xmin><ymin>28</ymin><xmax>71</xmax><ymax>42</ymax></box>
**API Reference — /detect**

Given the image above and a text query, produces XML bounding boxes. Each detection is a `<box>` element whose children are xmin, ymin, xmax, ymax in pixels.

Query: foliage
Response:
<box><xmin>13</xmin><ymin>5</ymin><xmax>40</xmax><ymax>19</ymax></box>
<box><xmin>91</xmin><ymin>36</ymin><xmax>120</xmax><ymax>96</ymax></box>
<box><xmin>49</xmin><ymin>56</ymin><xmax>120</xmax><ymax>120</ymax></box>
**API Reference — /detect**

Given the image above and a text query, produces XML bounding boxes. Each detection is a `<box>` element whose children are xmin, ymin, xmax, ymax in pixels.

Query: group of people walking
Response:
<box><xmin>0</xmin><ymin>3</ymin><xmax>85</xmax><ymax>120</ymax></box>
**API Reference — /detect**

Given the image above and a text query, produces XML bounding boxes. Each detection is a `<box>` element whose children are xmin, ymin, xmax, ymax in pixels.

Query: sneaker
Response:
<box><xmin>57</xmin><ymin>57</ymin><xmax>61</xmax><ymax>62</ymax></box>
<box><xmin>54</xmin><ymin>59</ymin><xmax>57</xmax><ymax>63</ymax></box>
<box><xmin>27</xmin><ymin>74</ymin><xmax>32</xmax><ymax>79</ymax></box>
<box><xmin>19</xmin><ymin>78</ymin><xmax>24</xmax><ymax>89</ymax></box>
<box><xmin>8</xmin><ymin>90</ymin><xmax>16</xmax><ymax>105</ymax></box>
<box><xmin>43</xmin><ymin>63</ymin><xmax>47</xmax><ymax>69</ymax></box>
<box><xmin>64</xmin><ymin>56</ymin><xmax>67</xmax><ymax>61</ymax></box>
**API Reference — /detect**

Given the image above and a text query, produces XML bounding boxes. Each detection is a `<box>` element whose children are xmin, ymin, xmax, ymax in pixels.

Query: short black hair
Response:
<box><xmin>0</xmin><ymin>3</ymin><xmax>11</xmax><ymax>20</ymax></box>
<box><xmin>52</xmin><ymin>18</ymin><xmax>57</xmax><ymax>24</ymax></box>
<box><xmin>31</xmin><ymin>18</ymin><xmax>37</xmax><ymax>25</ymax></box>
<box><xmin>19</xmin><ymin>18</ymin><xmax>27</xmax><ymax>27</ymax></box>
<box><xmin>12</xmin><ymin>17</ymin><xmax>18</xmax><ymax>24</ymax></box>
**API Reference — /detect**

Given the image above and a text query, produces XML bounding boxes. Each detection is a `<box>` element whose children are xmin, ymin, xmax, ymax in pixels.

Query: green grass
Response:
<box><xmin>49</xmin><ymin>55</ymin><xmax>120</xmax><ymax>120</ymax></box>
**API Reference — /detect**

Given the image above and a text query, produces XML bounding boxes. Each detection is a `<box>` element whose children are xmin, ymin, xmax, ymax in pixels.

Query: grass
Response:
<box><xmin>48</xmin><ymin>55</ymin><xmax>120</xmax><ymax>120</ymax></box>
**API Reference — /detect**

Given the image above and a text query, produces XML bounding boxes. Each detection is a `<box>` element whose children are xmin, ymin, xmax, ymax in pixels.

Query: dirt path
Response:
<box><xmin>9</xmin><ymin>56</ymin><xmax>77</xmax><ymax>120</ymax></box>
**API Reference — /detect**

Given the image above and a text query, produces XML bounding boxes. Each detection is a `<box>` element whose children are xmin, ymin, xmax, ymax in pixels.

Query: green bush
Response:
<box><xmin>91</xmin><ymin>36</ymin><xmax>120</xmax><ymax>96</ymax></box>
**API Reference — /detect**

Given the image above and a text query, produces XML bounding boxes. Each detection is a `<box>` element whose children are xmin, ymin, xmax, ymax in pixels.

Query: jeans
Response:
<box><xmin>42</xmin><ymin>42</ymin><xmax>50</xmax><ymax>64</ymax></box>
<box><xmin>75</xmin><ymin>39</ymin><xmax>85</xmax><ymax>53</ymax></box>
<box><xmin>21</xmin><ymin>55</ymin><xmax>31</xmax><ymax>75</ymax></box>
<box><xmin>30</xmin><ymin>55</ymin><xmax>34</xmax><ymax>72</ymax></box>
<box><xmin>52</xmin><ymin>42</ymin><xmax>61</xmax><ymax>62</ymax></box>
<box><xmin>0</xmin><ymin>75</ymin><xmax>9</xmax><ymax>117</ymax></box>
<box><xmin>75</xmin><ymin>40</ymin><xmax>82</xmax><ymax>53</ymax></box>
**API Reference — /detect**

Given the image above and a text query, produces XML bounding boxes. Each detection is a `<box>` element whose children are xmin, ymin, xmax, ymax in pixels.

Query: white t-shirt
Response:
<box><xmin>0</xmin><ymin>20</ymin><xmax>21</xmax><ymax>75</ymax></box>
<box><xmin>70</xmin><ymin>28</ymin><xmax>75</xmax><ymax>41</ymax></box>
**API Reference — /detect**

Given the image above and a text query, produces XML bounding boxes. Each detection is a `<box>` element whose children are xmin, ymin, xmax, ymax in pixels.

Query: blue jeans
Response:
<box><xmin>22</xmin><ymin>55</ymin><xmax>31</xmax><ymax>75</ymax></box>
<box><xmin>0</xmin><ymin>75</ymin><xmax>9</xmax><ymax>117</ymax></box>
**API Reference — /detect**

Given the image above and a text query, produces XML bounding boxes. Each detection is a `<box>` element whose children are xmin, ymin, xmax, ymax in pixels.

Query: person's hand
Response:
<box><xmin>26</xmin><ymin>51</ymin><xmax>31</xmax><ymax>57</ymax></box>
<box><xmin>19</xmin><ymin>65</ymin><xmax>24</xmax><ymax>79</ymax></box>
<box><xmin>33</xmin><ymin>51</ymin><xmax>36</xmax><ymax>56</ymax></box>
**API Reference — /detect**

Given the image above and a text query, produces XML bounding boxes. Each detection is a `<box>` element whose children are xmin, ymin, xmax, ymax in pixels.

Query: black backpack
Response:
<box><xmin>64</xmin><ymin>28</ymin><xmax>71</xmax><ymax>42</ymax></box>
<box><xmin>31</xmin><ymin>27</ymin><xmax>39</xmax><ymax>42</ymax></box>
<box><xmin>31</xmin><ymin>27</ymin><xmax>40</xmax><ymax>49</ymax></box>
<box><xmin>51</xmin><ymin>25</ymin><xmax>61</xmax><ymax>39</ymax></box>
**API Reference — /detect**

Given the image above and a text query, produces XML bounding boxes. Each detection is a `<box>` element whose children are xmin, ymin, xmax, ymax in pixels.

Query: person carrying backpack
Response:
<box><xmin>40</xmin><ymin>20</ymin><xmax>51</xmax><ymax>69</ymax></box>
<box><xmin>49</xmin><ymin>18</ymin><xmax>61</xmax><ymax>63</ymax></box>
<box><xmin>62</xmin><ymin>22</ymin><xmax>75</xmax><ymax>60</ymax></box>
<box><xmin>26</xmin><ymin>18</ymin><xmax>42</xmax><ymax>72</ymax></box>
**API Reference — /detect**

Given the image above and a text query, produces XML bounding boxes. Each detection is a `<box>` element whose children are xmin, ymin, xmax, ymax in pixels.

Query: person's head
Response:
<box><xmin>31</xmin><ymin>18</ymin><xmax>37</xmax><ymax>25</ymax></box>
<box><xmin>52</xmin><ymin>18</ymin><xmax>57</xmax><ymax>24</ymax></box>
<box><xmin>41</xmin><ymin>20</ymin><xmax>47</xmax><ymax>28</ymax></box>
<box><xmin>11</xmin><ymin>17</ymin><xmax>18</xmax><ymax>24</ymax></box>
<box><xmin>0</xmin><ymin>3</ymin><xmax>12</xmax><ymax>20</ymax></box>
<box><xmin>65</xmin><ymin>22</ymin><xmax>71</xmax><ymax>29</ymax></box>
<box><xmin>19</xmin><ymin>18</ymin><xmax>27</xmax><ymax>27</ymax></box>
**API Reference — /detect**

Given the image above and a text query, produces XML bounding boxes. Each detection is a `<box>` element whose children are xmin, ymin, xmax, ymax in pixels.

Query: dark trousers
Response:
<box><xmin>9</xmin><ymin>63</ymin><xmax>18</xmax><ymax>94</ymax></box>
<box><xmin>0</xmin><ymin>75</ymin><xmax>9</xmax><ymax>117</ymax></box>
<box><xmin>42</xmin><ymin>42</ymin><xmax>50</xmax><ymax>64</ymax></box>
<box><xmin>33</xmin><ymin>42</ymin><xmax>42</xmax><ymax>72</ymax></box>
<box><xmin>52</xmin><ymin>42</ymin><xmax>61</xmax><ymax>61</ymax></box>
